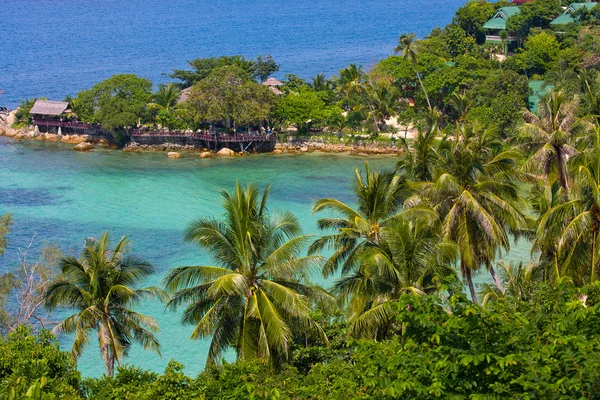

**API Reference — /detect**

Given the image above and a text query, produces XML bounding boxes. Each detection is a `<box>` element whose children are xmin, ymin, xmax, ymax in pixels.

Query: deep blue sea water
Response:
<box><xmin>1</xmin><ymin>0</ymin><xmax>465</xmax><ymax>108</ymax></box>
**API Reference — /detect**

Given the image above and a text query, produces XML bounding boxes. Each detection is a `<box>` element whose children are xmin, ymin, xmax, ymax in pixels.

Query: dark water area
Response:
<box><xmin>1</xmin><ymin>0</ymin><xmax>466</xmax><ymax>108</ymax></box>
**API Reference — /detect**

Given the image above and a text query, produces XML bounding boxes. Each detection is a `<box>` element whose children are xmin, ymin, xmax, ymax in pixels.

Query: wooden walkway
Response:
<box><xmin>32</xmin><ymin>119</ymin><xmax>276</xmax><ymax>151</ymax></box>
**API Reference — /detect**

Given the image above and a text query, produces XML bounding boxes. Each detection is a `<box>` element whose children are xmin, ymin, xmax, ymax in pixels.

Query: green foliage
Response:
<box><xmin>274</xmin><ymin>88</ymin><xmax>333</xmax><ymax>133</ymax></box>
<box><xmin>519</xmin><ymin>30</ymin><xmax>561</xmax><ymax>76</ymax></box>
<box><xmin>506</xmin><ymin>0</ymin><xmax>561</xmax><ymax>41</ymax></box>
<box><xmin>454</xmin><ymin>0</ymin><xmax>496</xmax><ymax>44</ymax></box>
<box><xmin>44</xmin><ymin>233</ymin><xmax>167</xmax><ymax>376</ymax></box>
<box><xmin>171</xmin><ymin>55</ymin><xmax>279</xmax><ymax>87</ymax></box>
<box><xmin>0</xmin><ymin>326</ymin><xmax>81</xmax><ymax>399</ymax></box>
<box><xmin>12</xmin><ymin>99</ymin><xmax>37</xmax><ymax>128</ymax></box>
<box><xmin>188</xmin><ymin>65</ymin><xmax>277</xmax><ymax>130</ymax></box>
<box><xmin>74</xmin><ymin>74</ymin><xmax>152</xmax><ymax>130</ymax></box>
<box><xmin>0</xmin><ymin>213</ymin><xmax>12</xmax><ymax>256</ymax></box>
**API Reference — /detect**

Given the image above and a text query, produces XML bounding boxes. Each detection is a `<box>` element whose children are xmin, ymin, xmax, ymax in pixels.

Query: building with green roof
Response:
<box><xmin>483</xmin><ymin>7</ymin><xmax>521</xmax><ymax>53</ymax></box>
<box><xmin>550</xmin><ymin>2</ymin><xmax>598</xmax><ymax>26</ymax></box>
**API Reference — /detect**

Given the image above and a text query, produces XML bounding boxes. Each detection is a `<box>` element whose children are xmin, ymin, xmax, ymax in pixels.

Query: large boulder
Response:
<box><xmin>300</xmin><ymin>146</ymin><xmax>309</xmax><ymax>153</ymax></box>
<box><xmin>167</xmin><ymin>152</ymin><xmax>183</xmax><ymax>159</ymax></box>
<box><xmin>73</xmin><ymin>142</ymin><xmax>94</xmax><ymax>151</ymax></box>
<box><xmin>272</xmin><ymin>149</ymin><xmax>283</xmax><ymax>154</ymax></box>
<box><xmin>199</xmin><ymin>151</ymin><xmax>212</xmax><ymax>159</ymax></box>
<box><xmin>62</xmin><ymin>135</ymin><xmax>87</xmax><ymax>144</ymax></box>
<box><xmin>217</xmin><ymin>148</ymin><xmax>236</xmax><ymax>156</ymax></box>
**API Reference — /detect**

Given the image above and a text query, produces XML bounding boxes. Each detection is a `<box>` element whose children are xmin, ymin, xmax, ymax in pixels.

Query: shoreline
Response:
<box><xmin>0</xmin><ymin>126</ymin><xmax>402</xmax><ymax>157</ymax></box>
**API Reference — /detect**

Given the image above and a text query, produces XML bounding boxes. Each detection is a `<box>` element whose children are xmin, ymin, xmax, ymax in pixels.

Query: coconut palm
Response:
<box><xmin>336</xmin><ymin>214</ymin><xmax>458</xmax><ymax>339</ymax></box>
<box><xmin>337</xmin><ymin>64</ymin><xmax>366</xmax><ymax>110</ymax></box>
<box><xmin>148</xmin><ymin>83</ymin><xmax>182</xmax><ymax>130</ymax></box>
<box><xmin>480</xmin><ymin>261</ymin><xmax>542</xmax><ymax>306</ymax></box>
<box><xmin>311</xmin><ymin>73</ymin><xmax>332</xmax><ymax>92</ymax></box>
<box><xmin>397</xmin><ymin>124</ymin><xmax>440</xmax><ymax>182</ymax></box>
<box><xmin>448</xmin><ymin>92</ymin><xmax>473</xmax><ymax>124</ymax></box>
<box><xmin>365</xmin><ymin>82</ymin><xmax>401</xmax><ymax>132</ymax></box>
<box><xmin>309</xmin><ymin>164</ymin><xmax>408</xmax><ymax>278</ymax></box>
<box><xmin>520</xmin><ymin>90</ymin><xmax>583</xmax><ymax>192</ymax></box>
<box><xmin>416</xmin><ymin>123</ymin><xmax>528</xmax><ymax>303</ymax></box>
<box><xmin>45</xmin><ymin>233</ymin><xmax>167</xmax><ymax>377</ymax></box>
<box><xmin>394</xmin><ymin>33</ymin><xmax>432</xmax><ymax>110</ymax></box>
<box><xmin>164</xmin><ymin>183</ymin><xmax>328</xmax><ymax>368</ymax></box>
<box><xmin>537</xmin><ymin>127</ymin><xmax>600</xmax><ymax>285</ymax></box>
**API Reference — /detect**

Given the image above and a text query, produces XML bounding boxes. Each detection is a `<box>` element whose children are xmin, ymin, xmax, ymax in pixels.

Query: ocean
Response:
<box><xmin>1</xmin><ymin>0</ymin><xmax>465</xmax><ymax>108</ymax></box>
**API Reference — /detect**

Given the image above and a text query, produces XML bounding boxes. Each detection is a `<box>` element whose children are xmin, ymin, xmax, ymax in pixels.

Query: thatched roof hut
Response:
<box><xmin>30</xmin><ymin>100</ymin><xmax>70</xmax><ymax>116</ymax></box>
<box><xmin>262</xmin><ymin>77</ymin><xmax>283</xmax><ymax>87</ymax></box>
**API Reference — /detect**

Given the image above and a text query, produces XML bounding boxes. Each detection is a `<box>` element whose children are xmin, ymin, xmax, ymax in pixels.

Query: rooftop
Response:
<box><xmin>262</xmin><ymin>77</ymin><xmax>283</xmax><ymax>86</ymax></box>
<box><xmin>483</xmin><ymin>7</ymin><xmax>521</xmax><ymax>30</ymax></box>
<box><xmin>30</xmin><ymin>100</ymin><xmax>70</xmax><ymax>116</ymax></box>
<box><xmin>550</xmin><ymin>2</ymin><xmax>598</xmax><ymax>25</ymax></box>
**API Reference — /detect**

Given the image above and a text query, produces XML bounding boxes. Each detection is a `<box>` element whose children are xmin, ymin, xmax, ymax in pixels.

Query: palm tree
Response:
<box><xmin>45</xmin><ymin>233</ymin><xmax>167</xmax><ymax>377</ymax></box>
<box><xmin>148</xmin><ymin>83</ymin><xmax>182</xmax><ymax>130</ymax></box>
<box><xmin>336</xmin><ymin>64</ymin><xmax>366</xmax><ymax>110</ymax></box>
<box><xmin>365</xmin><ymin>81</ymin><xmax>401</xmax><ymax>132</ymax></box>
<box><xmin>311</xmin><ymin>73</ymin><xmax>331</xmax><ymax>92</ymax></box>
<box><xmin>416</xmin><ymin>123</ymin><xmax>528</xmax><ymax>303</ymax></box>
<box><xmin>480</xmin><ymin>261</ymin><xmax>541</xmax><ymax>306</ymax></box>
<box><xmin>448</xmin><ymin>92</ymin><xmax>473</xmax><ymax>124</ymax></box>
<box><xmin>537</xmin><ymin>127</ymin><xmax>600</xmax><ymax>285</ymax></box>
<box><xmin>336</xmin><ymin>215</ymin><xmax>458</xmax><ymax>339</ymax></box>
<box><xmin>397</xmin><ymin>123</ymin><xmax>440</xmax><ymax>182</ymax></box>
<box><xmin>164</xmin><ymin>183</ymin><xmax>328</xmax><ymax>368</ymax></box>
<box><xmin>394</xmin><ymin>33</ymin><xmax>432</xmax><ymax>110</ymax></box>
<box><xmin>520</xmin><ymin>90</ymin><xmax>583</xmax><ymax>193</ymax></box>
<box><xmin>309</xmin><ymin>164</ymin><xmax>408</xmax><ymax>278</ymax></box>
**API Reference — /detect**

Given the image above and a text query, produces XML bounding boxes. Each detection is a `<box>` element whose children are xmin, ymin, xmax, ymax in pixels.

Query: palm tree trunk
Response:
<box><xmin>592</xmin><ymin>229</ymin><xmax>597</xmax><ymax>284</ymax></box>
<box><xmin>414</xmin><ymin>68</ymin><xmax>432</xmax><ymax>111</ymax></box>
<box><xmin>465</xmin><ymin>265</ymin><xmax>478</xmax><ymax>304</ymax></box>
<box><xmin>99</xmin><ymin>340</ymin><xmax>115</xmax><ymax>377</ymax></box>
<box><xmin>556</xmin><ymin>147</ymin><xmax>570</xmax><ymax>194</ymax></box>
<box><xmin>489</xmin><ymin>264</ymin><xmax>505</xmax><ymax>294</ymax></box>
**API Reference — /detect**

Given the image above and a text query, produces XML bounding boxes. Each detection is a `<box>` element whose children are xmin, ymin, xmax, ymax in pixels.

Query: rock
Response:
<box><xmin>74</xmin><ymin>142</ymin><xmax>94</xmax><ymax>151</ymax></box>
<box><xmin>167</xmin><ymin>152</ymin><xmax>183</xmax><ymax>159</ymax></box>
<box><xmin>45</xmin><ymin>134</ymin><xmax>58</xmax><ymax>141</ymax></box>
<box><xmin>217</xmin><ymin>148</ymin><xmax>235</xmax><ymax>156</ymax></box>
<box><xmin>300</xmin><ymin>146</ymin><xmax>309</xmax><ymax>153</ymax></box>
<box><xmin>272</xmin><ymin>149</ymin><xmax>283</xmax><ymax>154</ymax></box>
<box><xmin>62</xmin><ymin>135</ymin><xmax>86</xmax><ymax>144</ymax></box>
<box><xmin>199</xmin><ymin>151</ymin><xmax>212</xmax><ymax>159</ymax></box>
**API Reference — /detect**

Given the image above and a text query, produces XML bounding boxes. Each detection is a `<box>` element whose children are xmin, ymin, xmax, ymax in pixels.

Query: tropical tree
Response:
<box><xmin>336</xmin><ymin>64</ymin><xmax>366</xmax><ymax>110</ymax></box>
<box><xmin>414</xmin><ymin>123</ymin><xmax>528</xmax><ymax>303</ymax></box>
<box><xmin>44</xmin><ymin>233</ymin><xmax>166</xmax><ymax>377</ymax></box>
<box><xmin>336</xmin><ymin>214</ymin><xmax>458</xmax><ymax>339</ymax></box>
<box><xmin>164</xmin><ymin>183</ymin><xmax>329</xmax><ymax>368</ymax></box>
<box><xmin>537</xmin><ymin>127</ymin><xmax>600</xmax><ymax>285</ymax></box>
<box><xmin>394</xmin><ymin>33</ymin><xmax>432</xmax><ymax>110</ymax></box>
<box><xmin>397</xmin><ymin>124</ymin><xmax>440</xmax><ymax>182</ymax></box>
<box><xmin>309</xmin><ymin>164</ymin><xmax>408</xmax><ymax>277</ymax></box>
<box><xmin>148</xmin><ymin>83</ymin><xmax>182</xmax><ymax>130</ymax></box>
<box><xmin>520</xmin><ymin>90</ymin><xmax>584</xmax><ymax>193</ymax></box>
<box><xmin>311</xmin><ymin>73</ymin><xmax>332</xmax><ymax>92</ymax></box>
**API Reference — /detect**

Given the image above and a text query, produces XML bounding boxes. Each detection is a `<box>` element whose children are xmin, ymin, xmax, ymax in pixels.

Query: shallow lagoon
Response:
<box><xmin>0</xmin><ymin>137</ymin><xmax>532</xmax><ymax>376</ymax></box>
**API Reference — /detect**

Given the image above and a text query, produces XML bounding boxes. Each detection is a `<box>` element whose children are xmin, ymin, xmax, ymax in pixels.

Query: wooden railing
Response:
<box><xmin>33</xmin><ymin>119</ymin><xmax>275</xmax><ymax>143</ymax></box>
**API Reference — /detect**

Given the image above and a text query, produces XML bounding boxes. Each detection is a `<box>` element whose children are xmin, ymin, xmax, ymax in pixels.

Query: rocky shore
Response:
<box><xmin>274</xmin><ymin>141</ymin><xmax>401</xmax><ymax>155</ymax></box>
<box><xmin>1</xmin><ymin>121</ymin><xmax>400</xmax><ymax>157</ymax></box>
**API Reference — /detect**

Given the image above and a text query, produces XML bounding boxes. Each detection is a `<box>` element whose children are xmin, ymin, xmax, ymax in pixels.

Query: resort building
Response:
<box><xmin>482</xmin><ymin>6</ymin><xmax>521</xmax><ymax>54</ymax></box>
<box><xmin>550</xmin><ymin>2</ymin><xmax>598</xmax><ymax>26</ymax></box>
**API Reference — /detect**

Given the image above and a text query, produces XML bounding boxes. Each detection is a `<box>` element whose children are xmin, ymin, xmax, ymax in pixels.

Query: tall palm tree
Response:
<box><xmin>394</xmin><ymin>33</ymin><xmax>432</xmax><ymax>110</ymax></box>
<box><xmin>520</xmin><ymin>90</ymin><xmax>583</xmax><ymax>193</ymax></box>
<box><xmin>417</xmin><ymin>123</ymin><xmax>528</xmax><ymax>303</ymax></box>
<box><xmin>309</xmin><ymin>164</ymin><xmax>408</xmax><ymax>278</ymax></box>
<box><xmin>164</xmin><ymin>183</ymin><xmax>328</xmax><ymax>368</ymax></box>
<box><xmin>448</xmin><ymin>92</ymin><xmax>473</xmax><ymax>124</ymax></box>
<box><xmin>337</xmin><ymin>64</ymin><xmax>366</xmax><ymax>110</ymax></box>
<box><xmin>45</xmin><ymin>233</ymin><xmax>167</xmax><ymax>377</ymax></box>
<box><xmin>336</xmin><ymin>215</ymin><xmax>458</xmax><ymax>339</ymax></box>
<box><xmin>538</xmin><ymin>127</ymin><xmax>600</xmax><ymax>285</ymax></box>
<box><xmin>365</xmin><ymin>81</ymin><xmax>401</xmax><ymax>132</ymax></box>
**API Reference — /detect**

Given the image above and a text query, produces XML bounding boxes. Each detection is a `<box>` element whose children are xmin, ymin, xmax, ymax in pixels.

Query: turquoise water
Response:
<box><xmin>1</xmin><ymin>0</ymin><xmax>466</xmax><ymax>108</ymax></box>
<box><xmin>0</xmin><ymin>137</ymin><xmax>533</xmax><ymax>376</ymax></box>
